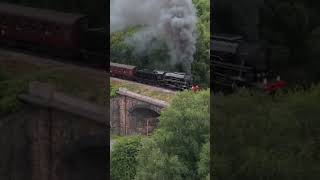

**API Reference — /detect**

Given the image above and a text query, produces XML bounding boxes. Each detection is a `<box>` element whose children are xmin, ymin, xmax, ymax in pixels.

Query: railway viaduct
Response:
<box><xmin>0</xmin><ymin>82</ymin><xmax>108</xmax><ymax>180</ymax></box>
<box><xmin>110</xmin><ymin>88</ymin><xmax>169</xmax><ymax>135</ymax></box>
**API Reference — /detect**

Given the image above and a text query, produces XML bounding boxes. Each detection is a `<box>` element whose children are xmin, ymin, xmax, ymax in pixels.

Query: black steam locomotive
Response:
<box><xmin>110</xmin><ymin>62</ymin><xmax>193</xmax><ymax>91</ymax></box>
<box><xmin>211</xmin><ymin>34</ymin><xmax>285</xmax><ymax>92</ymax></box>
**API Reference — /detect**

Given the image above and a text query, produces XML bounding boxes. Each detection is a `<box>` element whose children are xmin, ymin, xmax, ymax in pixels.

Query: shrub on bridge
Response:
<box><xmin>111</xmin><ymin>136</ymin><xmax>142</xmax><ymax>180</ymax></box>
<box><xmin>0</xmin><ymin>79</ymin><xmax>28</xmax><ymax>116</ymax></box>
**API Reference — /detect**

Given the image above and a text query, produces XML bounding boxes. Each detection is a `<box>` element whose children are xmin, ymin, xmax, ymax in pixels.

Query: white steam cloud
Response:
<box><xmin>110</xmin><ymin>0</ymin><xmax>197</xmax><ymax>74</ymax></box>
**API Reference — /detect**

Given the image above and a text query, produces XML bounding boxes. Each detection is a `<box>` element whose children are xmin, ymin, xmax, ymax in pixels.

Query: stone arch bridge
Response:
<box><xmin>111</xmin><ymin>88</ymin><xmax>169</xmax><ymax>135</ymax></box>
<box><xmin>1</xmin><ymin>82</ymin><xmax>109</xmax><ymax>180</ymax></box>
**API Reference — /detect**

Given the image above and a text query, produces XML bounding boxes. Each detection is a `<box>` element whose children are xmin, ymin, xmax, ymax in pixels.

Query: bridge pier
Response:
<box><xmin>17</xmin><ymin>82</ymin><xmax>108</xmax><ymax>180</ymax></box>
<box><xmin>111</xmin><ymin>88</ymin><xmax>169</xmax><ymax>136</ymax></box>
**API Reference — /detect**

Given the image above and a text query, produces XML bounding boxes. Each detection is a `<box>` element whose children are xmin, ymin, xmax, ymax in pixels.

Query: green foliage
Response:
<box><xmin>0</xmin><ymin>66</ymin><xmax>8</xmax><ymax>82</ymax></box>
<box><xmin>0</xmin><ymin>67</ymin><xmax>29</xmax><ymax>115</ymax></box>
<box><xmin>192</xmin><ymin>0</ymin><xmax>210</xmax><ymax>87</ymax></box>
<box><xmin>110</xmin><ymin>84</ymin><xmax>118</xmax><ymax>98</ymax></box>
<box><xmin>198</xmin><ymin>142</ymin><xmax>210</xmax><ymax>180</ymax></box>
<box><xmin>111</xmin><ymin>136</ymin><xmax>142</xmax><ymax>180</ymax></box>
<box><xmin>0</xmin><ymin>79</ymin><xmax>28</xmax><ymax>116</ymax></box>
<box><xmin>135</xmin><ymin>138</ymin><xmax>188</xmax><ymax>180</ymax></box>
<box><xmin>212</xmin><ymin>86</ymin><xmax>320</xmax><ymax>180</ymax></box>
<box><xmin>135</xmin><ymin>90</ymin><xmax>210</xmax><ymax>179</ymax></box>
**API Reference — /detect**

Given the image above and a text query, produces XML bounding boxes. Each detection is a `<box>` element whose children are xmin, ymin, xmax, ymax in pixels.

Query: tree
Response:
<box><xmin>110</xmin><ymin>136</ymin><xmax>142</xmax><ymax>180</ymax></box>
<box><xmin>197</xmin><ymin>142</ymin><xmax>210</xmax><ymax>180</ymax></box>
<box><xmin>135</xmin><ymin>138</ymin><xmax>188</xmax><ymax>180</ymax></box>
<box><xmin>135</xmin><ymin>90</ymin><xmax>210</xmax><ymax>180</ymax></box>
<box><xmin>212</xmin><ymin>86</ymin><xmax>320</xmax><ymax>180</ymax></box>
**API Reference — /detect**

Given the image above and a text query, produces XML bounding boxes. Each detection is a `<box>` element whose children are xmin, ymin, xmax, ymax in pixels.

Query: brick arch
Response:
<box><xmin>127</xmin><ymin>104</ymin><xmax>161</xmax><ymax>135</ymax></box>
<box><xmin>115</xmin><ymin>88</ymin><xmax>169</xmax><ymax>135</ymax></box>
<box><xmin>128</xmin><ymin>104</ymin><xmax>161</xmax><ymax>115</ymax></box>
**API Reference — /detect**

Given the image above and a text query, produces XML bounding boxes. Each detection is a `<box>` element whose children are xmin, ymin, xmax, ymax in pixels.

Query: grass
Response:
<box><xmin>0</xmin><ymin>53</ymin><xmax>175</xmax><ymax>115</ymax></box>
<box><xmin>110</xmin><ymin>79</ymin><xmax>175</xmax><ymax>102</ymax></box>
<box><xmin>0</xmin><ymin>55</ymin><xmax>106</xmax><ymax>106</ymax></box>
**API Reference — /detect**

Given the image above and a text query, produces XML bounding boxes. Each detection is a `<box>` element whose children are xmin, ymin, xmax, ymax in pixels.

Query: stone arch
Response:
<box><xmin>128</xmin><ymin>104</ymin><xmax>161</xmax><ymax>135</ymax></box>
<box><xmin>128</xmin><ymin>104</ymin><xmax>161</xmax><ymax>115</ymax></box>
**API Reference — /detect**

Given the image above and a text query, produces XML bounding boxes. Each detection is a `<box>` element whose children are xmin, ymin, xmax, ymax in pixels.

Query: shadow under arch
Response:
<box><xmin>128</xmin><ymin>104</ymin><xmax>161</xmax><ymax>135</ymax></box>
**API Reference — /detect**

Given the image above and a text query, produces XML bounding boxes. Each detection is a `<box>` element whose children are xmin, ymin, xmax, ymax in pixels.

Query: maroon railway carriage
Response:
<box><xmin>0</xmin><ymin>2</ymin><xmax>88</xmax><ymax>55</ymax></box>
<box><xmin>110</xmin><ymin>62</ymin><xmax>137</xmax><ymax>80</ymax></box>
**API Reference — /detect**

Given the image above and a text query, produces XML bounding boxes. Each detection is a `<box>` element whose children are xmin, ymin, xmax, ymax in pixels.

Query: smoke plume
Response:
<box><xmin>111</xmin><ymin>0</ymin><xmax>197</xmax><ymax>74</ymax></box>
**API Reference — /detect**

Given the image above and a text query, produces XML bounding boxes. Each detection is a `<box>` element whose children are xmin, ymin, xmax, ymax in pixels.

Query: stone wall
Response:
<box><xmin>0</xmin><ymin>82</ymin><xmax>108</xmax><ymax>180</ymax></box>
<box><xmin>0</xmin><ymin>110</ymin><xmax>32</xmax><ymax>180</ymax></box>
<box><xmin>110</xmin><ymin>97</ymin><xmax>120</xmax><ymax>134</ymax></box>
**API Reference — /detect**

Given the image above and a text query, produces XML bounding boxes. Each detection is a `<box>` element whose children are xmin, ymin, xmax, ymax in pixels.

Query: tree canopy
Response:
<box><xmin>212</xmin><ymin>86</ymin><xmax>320</xmax><ymax>180</ymax></box>
<box><xmin>135</xmin><ymin>90</ymin><xmax>210</xmax><ymax>179</ymax></box>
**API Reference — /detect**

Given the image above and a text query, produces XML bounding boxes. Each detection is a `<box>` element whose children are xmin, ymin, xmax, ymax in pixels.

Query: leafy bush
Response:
<box><xmin>135</xmin><ymin>90</ymin><xmax>210</xmax><ymax>179</ymax></box>
<box><xmin>0</xmin><ymin>65</ymin><xmax>8</xmax><ymax>82</ymax></box>
<box><xmin>212</xmin><ymin>86</ymin><xmax>320</xmax><ymax>180</ymax></box>
<box><xmin>110</xmin><ymin>84</ymin><xmax>118</xmax><ymax>98</ymax></box>
<box><xmin>111</xmin><ymin>136</ymin><xmax>142</xmax><ymax>180</ymax></box>
<box><xmin>0</xmin><ymin>79</ymin><xmax>28</xmax><ymax>116</ymax></box>
<box><xmin>135</xmin><ymin>138</ymin><xmax>188</xmax><ymax>180</ymax></box>
<box><xmin>198</xmin><ymin>142</ymin><xmax>210</xmax><ymax>180</ymax></box>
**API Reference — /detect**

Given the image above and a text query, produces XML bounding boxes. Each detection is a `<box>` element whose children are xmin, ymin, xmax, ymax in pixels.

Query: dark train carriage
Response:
<box><xmin>0</xmin><ymin>2</ymin><xmax>88</xmax><ymax>55</ymax></box>
<box><xmin>110</xmin><ymin>62</ymin><xmax>136</xmax><ymax>80</ymax></box>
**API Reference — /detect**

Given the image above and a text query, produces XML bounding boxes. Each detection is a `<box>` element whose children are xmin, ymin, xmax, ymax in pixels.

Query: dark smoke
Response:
<box><xmin>111</xmin><ymin>0</ymin><xmax>197</xmax><ymax>74</ymax></box>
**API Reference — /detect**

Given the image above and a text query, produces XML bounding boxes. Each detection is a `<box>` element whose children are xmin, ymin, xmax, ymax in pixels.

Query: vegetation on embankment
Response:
<box><xmin>0</xmin><ymin>55</ymin><xmax>106</xmax><ymax>116</ymax></box>
<box><xmin>111</xmin><ymin>90</ymin><xmax>210</xmax><ymax>180</ymax></box>
<box><xmin>110</xmin><ymin>79</ymin><xmax>176</xmax><ymax>102</ymax></box>
<box><xmin>111</xmin><ymin>136</ymin><xmax>142</xmax><ymax>180</ymax></box>
<box><xmin>212</xmin><ymin>86</ymin><xmax>320</xmax><ymax>179</ymax></box>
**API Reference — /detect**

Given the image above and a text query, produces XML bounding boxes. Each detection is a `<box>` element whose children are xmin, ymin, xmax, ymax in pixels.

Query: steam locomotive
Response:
<box><xmin>0</xmin><ymin>2</ymin><xmax>107</xmax><ymax>65</ymax></box>
<box><xmin>211</xmin><ymin>34</ymin><xmax>286</xmax><ymax>92</ymax></box>
<box><xmin>110</xmin><ymin>62</ymin><xmax>193</xmax><ymax>91</ymax></box>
